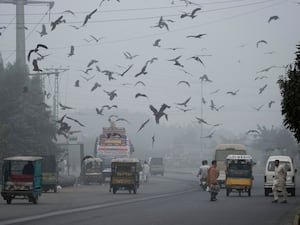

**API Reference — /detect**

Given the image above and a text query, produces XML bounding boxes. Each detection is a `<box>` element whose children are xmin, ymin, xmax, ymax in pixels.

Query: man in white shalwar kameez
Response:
<box><xmin>272</xmin><ymin>160</ymin><xmax>288</xmax><ymax>203</ymax></box>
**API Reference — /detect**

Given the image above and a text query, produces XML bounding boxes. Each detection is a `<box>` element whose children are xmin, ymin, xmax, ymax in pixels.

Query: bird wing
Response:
<box><xmin>177</xmin><ymin>80</ymin><xmax>191</xmax><ymax>87</ymax></box>
<box><xmin>256</xmin><ymin>40</ymin><xmax>268</xmax><ymax>48</ymax></box>
<box><xmin>149</xmin><ymin>105</ymin><xmax>158</xmax><ymax>114</ymax></box>
<box><xmin>137</xmin><ymin>119</ymin><xmax>150</xmax><ymax>133</ymax></box>
<box><xmin>27</xmin><ymin>49</ymin><xmax>35</xmax><ymax>61</ymax></box>
<box><xmin>37</xmin><ymin>43</ymin><xmax>48</xmax><ymax>49</ymax></box>
<box><xmin>159</xmin><ymin>103</ymin><xmax>171</xmax><ymax>114</ymax></box>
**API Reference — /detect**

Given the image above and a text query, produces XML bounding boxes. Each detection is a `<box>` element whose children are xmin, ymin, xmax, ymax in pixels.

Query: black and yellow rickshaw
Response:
<box><xmin>225</xmin><ymin>154</ymin><xmax>253</xmax><ymax>197</ymax></box>
<box><xmin>110</xmin><ymin>158</ymin><xmax>140</xmax><ymax>194</ymax></box>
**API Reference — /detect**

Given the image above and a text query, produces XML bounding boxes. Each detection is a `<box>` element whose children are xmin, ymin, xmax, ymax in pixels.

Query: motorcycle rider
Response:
<box><xmin>197</xmin><ymin>160</ymin><xmax>209</xmax><ymax>190</ymax></box>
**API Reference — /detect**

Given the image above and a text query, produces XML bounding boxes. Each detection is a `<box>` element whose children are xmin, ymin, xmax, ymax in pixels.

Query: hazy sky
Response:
<box><xmin>1</xmin><ymin>0</ymin><xmax>300</xmax><ymax>136</ymax></box>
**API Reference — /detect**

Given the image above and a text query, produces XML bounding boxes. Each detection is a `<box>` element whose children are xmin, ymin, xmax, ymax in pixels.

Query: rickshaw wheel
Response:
<box><xmin>6</xmin><ymin>198</ymin><xmax>12</xmax><ymax>204</ymax></box>
<box><xmin>248</xmin><ymin>189</ymin><xmax>251</xmax><ymax>197</ymax></box>
<box><xmin>226</xmin><ymin>189</ymin><xmax>230</xmax><ymax>196</ymax></box>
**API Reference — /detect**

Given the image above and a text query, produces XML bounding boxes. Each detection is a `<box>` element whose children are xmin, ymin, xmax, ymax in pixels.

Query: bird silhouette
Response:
<box><xmin>66</xmin><ymin>116</ymin><xmax>85</xmax><ymax>127</ymax></box>
<box><xmin>83</xmin><ymin>9</ymin><xmax>97</xmax><ymax>26</ymax></box>
<box><xmin>59</xmin><ymin>103</ymin><xmax>74</xmax><ymax>110</ymax></box>
<box><xmin>153</xmin><ymin>39</ymin><xmax>162</xmax><ymax>47</ymax></box>
<box><xmin>87</xmin><ymin>59</ymin><xmax>98</xmax><ymax>67</ymax></box>
<box><xmin>256</xmin><ymin>66</ymin><xmax>275</xmax><ymax>73</ymax></box>
<box><xmin>200</xmin><ymin>130</ymin><xmax>216</xmax><ymax>138</ymax></box>
<box><xmin>226</xmin><ymin>90</ymin><xmax>239</xmax><ymax>95</ymax></box>
<box><xmin>68</xmin><ymin>45</ymin><xmax>75</xmax><ymax>57</ymax></box>
<box><xmin>195</xmin><ymin>117</ymin><xmax>209</xmax><ymax>125</ymax></box>
<box><xmin>175</xmin><ymin>97</ymin><xmax>191</xmax><ymax>107</ymax></box>
<box><xmin>149</xmin><ymin>104</ymin><xmax>171</xmax><ymax>124</ymax></box>
<box><xmin>246</xmin><ymin>129</ymin><xmax>260</xmax><ymax>135</ymax></box>
<box><xmin>252</xmin><ymin>104</ymin><xmax>264</xmax><ymax>111</ymax></box>
<box><xmin>152</xmin><ymin>16</ymin><xmax>173</xmax><ymax>31</ymax></box>
<box><xmin>180</xmin><ymin>7</ymin><xmax>201</xmax><ymax>19</ymax></box>
<box><xmin>168</xmin><ymin>56</ymin><xmax>184</xmax><ymax>68</ymax></box>
<box><xmin>268</xmin><ymin>100</ymin><xmax>275</xmax><ymax>108</ymax></box>
<box><xmin>137</xmin><ymin>119</ymin><xmax>150</xmax><ymax>133</ymax></box>
<box><xmin>188</xmin><ymin>56</ymin><xmax>205</xmax><ymax>67</ymax></box>
<box><xmin>118</xmin><ymin>64</ymin><xmax>133</xmax><ymax>76</ymax></box>
<box><xmin>90</xmin><ymin>34</ymin><xmax>103</xmax><ymax>42</ymax></box>
<box><xmin>268</xmin><ymin>15</ymin><xmax>279</xmax><ymax>23</ymax></box>
<box><xmin>81</xmin><ymin>74</ymin><xmax>95</xmax><ymax>82</ymax></box>
<box><xmin>177</xmin><ymin>80</ymin><xmax>191</xmax><ymax>87</ymax></box>
<box><xmin>74</xmin><ymin>80</ymin><xmax>80</xmax><ymax>87</ymax></box>
<box><xmin>104</xmin><ymin>90</ymin><xmax>118</xmax><ymax>100</ymax></box>
<box><xmin>256</xmin><ymin>40</ymin><xmax>268</xmax><ymax>48</ymax></box>
<box><xmin>36</xmin><ymin>24</ymin><xmax>47</xmax><ymax>37</ymax></box>
<box><xmin>134</xmin><ymin>81</ymin><xmax>146</xmax><ymax>87</ymax></box>
<box><xmin>91</xmin><ymin>82</ymin><xmax>101</xmax><ymax>91</ymax></box>
<box><xmin>254</xmin><ymin>75</ymin><xmax>268</xmax><ymax>80</ymax></box>
<box><xmin>135</xmin><ymin>93</ymin><xmax>148</xmax><ymax>99</ymax></box>
<box><xmin>96</xmin><ymin>107</ymin><xmax>104</xmax><ymax>115</ymax></box>
<box><xmin>199</xmin><ymin>74</ymin><xmax>212</xmax><ymax>82</ymax></box>
<box><xmin>69</xmin><ymin>25</ymin><xmax>81</xmax><ymax>30</ymax></box>
<box><xmin>123</xmin><ymin>51</ymin><xmax>139</xmax><ymax>60</ymax></box>
<box><xmin>176</xmin><ymin>106</ymin><xmax>193</xmax><ymax>112</ymax></box>
<box><xmin>62</xmin><ymin>10</ymin><xmax>75</xmax><ymax>15</ymax></box>
<box><xmin>51</xmin><ymin>15</ymin><xmax>66</xmax><ymax>31</ymax></box>
<box><xmin>27</xmin><ymin>43</ymin><xmax>48</xmax><ymax>61</ymax></box>
<box><xmin>186</xmin><ymin>33</ymin><xmax>206</xmax><ymax>38</ymax></box>
<box><xmin>210</xmin><ymin>89</ymin><xmax>220</xmax><ymax>94</ymax></box>
<box><xmin>134</xmin><ymin>62</ymin><xmax>148</xmax><ymax>77</ymax></box>
<box><xmin>258</xmin><ymin>84</ymin><xmax>268</xmax><ymax>94</ymax></box>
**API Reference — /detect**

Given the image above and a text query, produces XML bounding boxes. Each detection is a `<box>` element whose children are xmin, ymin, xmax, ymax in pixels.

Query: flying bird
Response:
<box><xmin>177</xmin><ymin>80</ymin><xmax>191</xmax><ymax>87</ymax></box>
<box><xmin>59</xmin><ymin>103</ymin><xmax>74</xmax><ymax>110</ymax></box>
<box><xmin>268</xmin><ymin>15</ymin><xmax>279</xmax><ymax>23</ymax></box>
<box><xmin>199</xmin><ymin>74</ymin><xmax>212</xmax><ymax>82</ymax></box>
<box><xmin>258</xmin><ymin>84</ymin><xmax>268</xmax><ymax>94</ymax></box>
<box><xmin>268</xmin><ymin>100</ymin><xmax>275</xmax><ymax>108</ymax></box>
<box><xmin>252</xmin><ymin>104</ymin><xmax>264</xmax><ymax>111</ymax></box>
<box><xmin>200</xmin><ymin>130</ymin><xmax>216</xmax><ymax>138</ymax></box>
<box><xmin>68</xmin><ymin>45</ymin><xmax>75</xmax><ymax>57</ymax></box>
<box><xmin>51</xmin><ymin>15</ymin><xmax>66</xmax><ymax>31</ymax></box>
<box><xmin>134</xmin><ymin>62</ymin><xmax>148</xmax><ymax>77</ymax></box>
<box><xmin>96</xmin><ymin>107</ymin><xmax>104</xmax><ymax>115</ymax></box>
<box><xmin>90</xmin><ymin>34</ymin><xmax>103</xmax><ymax>42</ymax></box>
<box><xmin>149</xmin><ymin>104</ymin><xmax>171</xmax><ymax>124</ymax></box>
<box><xmin>180</xmin><ymin>7</ymin><xmax>201</xmax><ymax>19</ymax></box>
<box><xmin>134</xmin><ymin>81</ymin><xmax>146</xmax><ymax>87</ymax></box>
<box><xmin>256</xmin><ymin>40</ymin><xmax>268</xmax><ymax>48</ymax></box>
<box><xmin>66</xmin><ymin>116</ymin><xmax>85</xmax><ymax>127</ymax></box>
<box><xmin>104</xmin><ymin>89</ymin><xmax>118</xmax><ymax>100</ymax></box>
<box><xmin>254</xmin><ymin>75</ymin><xmax>268</xmax><ymax>80</ymax></box>
<box><xmin>83</xmin><ymin>8</ymin><xmax>97</xmax><ymax>26</ymax></box>
<box><xmin>91</xmin><ymin>82</ymin><xmax>101</xmax><ymax>91</ymax></box>
<box><xmin>74</xmin><ymin>80</ymin><xmax>80</xmax><ymax>87</ymax></box>
<box><xmin>69</xmin><ymin>25</ymin><xmax>81</xmax><ymax>30</ymax></box>
<box><xmin>176</xmin><ymin>107</ymin><xmax>193</xmax><ymax>112</ymax></box>
<box><xmin>188</xmin><ymin>56</ymin><xmax>205</xmax><ymax>67</ymax></box>
<box><xmin>135</xmin><ymin>93</ymin><xmax>148</xmax><ymax>99</ymax></box>
<box><xmin>153</xmin><ymin>39</ymin><xmax>162</xmax><ymax>47</ymax></box>
<box><xmin>87</xmin><ymin>59</ymin><xmax>98</xmax><ymax>67</ymax></box>
<box><xmin>246</xmin><ymin>129</ymin><xmax>260</xmax><ymax>135</ymax></box>
<box><xmin>81</xmin><ymin>74</ymin><xmax>95</xmax><ymax>82</ymax></box>
<box><xmin>137</xmin><ymin>119</ymin><xmax>150</xmax><ymax>133</ymax></box>
<box><xmin>62</xmin><ymin>10</ymin><xmax>75</xmax><ymax>15</ymax></box>
<box><xmin>37</xmin><ymin>24</ymin><xmax>47</xmax><ymax>37</ymax></box>
<box><xmin>118</xmin><ymin>64</ymin><xmax>133</xmax><ymax>77</ymax></box>
<box><xmin>123</xmin><ymin>51</ymin><xmax>139</xmax><ymax>60</ymax></box>
<box><xmin>168</xmin><ymin>55</ymin><xmax>184</xmax><ymax>68</ymax></box>
<box><xmin>195</xmin><ymin>117</ymin><xmax>209</xmax><ymax>125</ymax></box>
<box><xmin>186</xmin><ymin>33</ymin><xmax>206</xmax><ymax>38</ymax></box>
<box><xmin>226</xmin><ymin>90</ymin><xmax>239</xmax><ymax>95</ymax></box>
<box><xmin>27</xmin><ymin>43</ymin><xmax>48</xmax><ymax>61</ymax></box>
<box><xmin>175</xmin><ymin>97</ymin><xmax>191</xmax><ymax>107</ymax></box>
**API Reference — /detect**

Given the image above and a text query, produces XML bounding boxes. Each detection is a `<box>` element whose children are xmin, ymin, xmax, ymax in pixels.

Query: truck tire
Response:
<box><xmin>264</xmin><ymin>189</ymin><xmax>269</xmax><ymax>197</ymax></box>
<box><xmin>291</xmin><ymin>188</ymin><xmax>296</xmax><ymax>197</ymax></box>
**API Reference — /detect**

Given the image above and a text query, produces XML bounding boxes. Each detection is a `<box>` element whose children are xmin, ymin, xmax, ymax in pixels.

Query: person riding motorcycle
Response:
<box><xmin>197</xmin><ymin>160</ymin><xmax>209</xmax><ymax>190</ymax></box>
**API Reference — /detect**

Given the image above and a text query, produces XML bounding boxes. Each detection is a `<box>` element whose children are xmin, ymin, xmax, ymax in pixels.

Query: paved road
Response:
<box><xmin>0</xmin><ymin>171</ymin><xmax>299</xmax><ymax>225</ymax></box>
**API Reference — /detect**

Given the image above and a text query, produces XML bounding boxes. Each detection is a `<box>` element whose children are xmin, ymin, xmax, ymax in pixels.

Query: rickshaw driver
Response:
<box><xmin>23</xmin><ymin>161</ymin><xmax>34</xmax><ymax>175</ymax></box>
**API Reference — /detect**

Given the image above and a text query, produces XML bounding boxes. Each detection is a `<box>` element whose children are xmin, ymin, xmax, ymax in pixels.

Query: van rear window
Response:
<box><xmin>267</xmin><ymin>161</ymin><xmax>291</xmax><ymax>171</ymax></box>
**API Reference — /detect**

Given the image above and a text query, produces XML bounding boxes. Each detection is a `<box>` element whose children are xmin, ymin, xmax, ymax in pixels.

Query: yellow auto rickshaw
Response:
<box><xmin>225</xmin><ymin>154</ymin><xmax>253</xmax><ymax>197</ymax></box>
<box><xmin>110</xmin><ymin>158</ymin><xmax>140</xmax><ymax>194</ymax></box>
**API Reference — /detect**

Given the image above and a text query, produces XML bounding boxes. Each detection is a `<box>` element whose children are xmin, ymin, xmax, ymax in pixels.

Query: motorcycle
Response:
<box><xmin>200</xmin><ymin>177</ymin><xmax>208</xmax><ymax>191</ymax></box>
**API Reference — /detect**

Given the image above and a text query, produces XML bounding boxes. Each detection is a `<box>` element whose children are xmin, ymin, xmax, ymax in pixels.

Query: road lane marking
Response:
<box><xmin>0</xmin><ymin>188</ymin><xmax>197</xmax><ymax>225</ymax></box>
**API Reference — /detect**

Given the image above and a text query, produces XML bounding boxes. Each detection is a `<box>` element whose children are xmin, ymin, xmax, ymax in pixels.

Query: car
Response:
<box><xmin>264</xmin><ymin>155</ymin><xmax>296</xmax><ymax>196</ymax></box>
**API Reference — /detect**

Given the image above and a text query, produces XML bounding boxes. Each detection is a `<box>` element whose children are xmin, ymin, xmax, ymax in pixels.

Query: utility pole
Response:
<box><xmin>0</xmin><ymin>0</ymin><xmax>54</xmax><ymax>70</ymax></box>
<box><xmin>29</xmin><ymin>68</ymin><xmax>69</xmax><ymax>122</ymax></box>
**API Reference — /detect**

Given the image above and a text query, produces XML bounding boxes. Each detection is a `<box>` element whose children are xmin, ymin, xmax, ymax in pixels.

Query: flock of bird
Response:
<box><xmin>16</xmin><ymin>0</ymin><xmax>286</xmax><ymax>146</ymax></box>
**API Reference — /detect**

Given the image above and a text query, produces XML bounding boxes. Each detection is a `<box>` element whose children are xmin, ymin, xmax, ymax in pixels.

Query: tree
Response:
<box><xmin>278</xmin><ymin>44</ymin><xmax>300</xmax><ymax>143</ymax></box>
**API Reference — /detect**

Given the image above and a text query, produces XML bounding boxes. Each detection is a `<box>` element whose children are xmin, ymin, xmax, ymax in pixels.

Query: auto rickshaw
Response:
<box><xmin>110</xmin><ymin>158</ymin><xmax>140</xmax><ymax>194</ymax></box>
<box><xmin>80</xmin><ymin>156</ymin><xmax>104</xmax><ymax>184</ymax></box>
<box><xmin>1</xmin><ymin>156</ymin><xmax>43</xmax><ymax>204</ymax></box>
<box><xmin>41</xmin><ymin>154</ymin><xmax>58</xmax><ymax>192</ymax></box>
<box><xmin>225</xmin><ymin>154</ymin><xmax>253</xmax><ymax>197</ymax></box>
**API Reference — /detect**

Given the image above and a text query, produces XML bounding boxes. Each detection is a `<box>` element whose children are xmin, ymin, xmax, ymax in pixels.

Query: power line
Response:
<box><xmin>0</xmin><ymin>0</ymin><xmax>260</xmax><ymax>16</ymax></box>
<box><xmin>0</xmin><ymin>0</ymin><xmax>277</xmax><ymax>25</ymax></box>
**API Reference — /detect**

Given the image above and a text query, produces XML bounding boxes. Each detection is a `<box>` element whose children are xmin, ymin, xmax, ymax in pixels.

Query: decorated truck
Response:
<box><xmin>94</xmin><ymin>122</ymin><xmax>134</xmax><ymax>180</ymax></box>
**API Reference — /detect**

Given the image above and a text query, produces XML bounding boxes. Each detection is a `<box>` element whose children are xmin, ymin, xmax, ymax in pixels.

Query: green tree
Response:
<box><xmin>278</xmin><ymin>44</ymin><xmax>300</xmax><ymax>143</ymax></box>
<box><xmin>0</xmin><ymin>63</ymin><xmax>58</xmax><ymax>159</ymax></box>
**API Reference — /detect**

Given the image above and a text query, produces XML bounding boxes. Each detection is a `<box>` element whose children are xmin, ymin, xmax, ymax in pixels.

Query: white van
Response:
<box><xmin>264</xmin><ymin>155</ymin><xmax>296</xmax><ymax>196</ymax></box>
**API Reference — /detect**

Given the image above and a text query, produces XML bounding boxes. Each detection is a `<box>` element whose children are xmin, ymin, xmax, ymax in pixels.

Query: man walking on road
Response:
<box><xmin>207</xmin><ymin>160</ymin><xmax>219</xmax><ymax>201</ymax></box>
<box><xmin>272</xmin><ymin>159</ymin><xmax>288</xmax><ymax>203</ymax></box>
